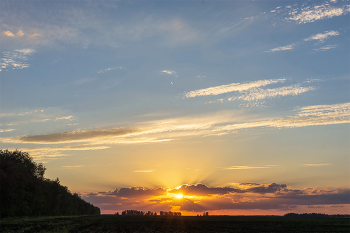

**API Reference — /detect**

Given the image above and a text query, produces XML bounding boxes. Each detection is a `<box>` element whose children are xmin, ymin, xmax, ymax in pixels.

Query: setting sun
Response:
<box><xmin>176</xmin><ymin>194</ymin><xmax>183</xmax><ymax>199</ymax></box>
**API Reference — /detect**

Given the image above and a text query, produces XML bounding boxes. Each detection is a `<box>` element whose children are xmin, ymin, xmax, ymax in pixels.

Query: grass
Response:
<box><xmin>1</xmin><ymin>215</ymin><xmax>349</xmax><ymax>232</ymax></box>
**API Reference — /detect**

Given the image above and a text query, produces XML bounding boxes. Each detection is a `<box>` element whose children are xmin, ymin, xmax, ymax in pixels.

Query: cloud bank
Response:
<box><xmin>80</xmin><ymin>183</ymin><xmax>350</xmax><ymax>214</ymax></box>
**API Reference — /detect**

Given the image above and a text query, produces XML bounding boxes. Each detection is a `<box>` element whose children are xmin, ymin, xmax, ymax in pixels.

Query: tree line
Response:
<box><xmin>0</xmin><ymin>150</ymin><xmax>100</xmax><ymax>218</ymax></box>
<box><xmin>120</xmin><ymin>210</ymin><xmax>181</xmax><ymax>216</ymax></box>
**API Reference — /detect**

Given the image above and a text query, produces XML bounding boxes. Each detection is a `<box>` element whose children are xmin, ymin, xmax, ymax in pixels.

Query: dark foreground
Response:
<box><xmin>1</xmin><ymin>215</ymin><xmax>349</xmax><ymax>233</ymax></box>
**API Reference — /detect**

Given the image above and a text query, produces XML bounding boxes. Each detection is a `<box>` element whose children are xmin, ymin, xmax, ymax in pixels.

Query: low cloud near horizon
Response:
<box><xmin>80</xmin><ymin>183</ymin><xmax>350</xmax><ymax>214</ymax></box>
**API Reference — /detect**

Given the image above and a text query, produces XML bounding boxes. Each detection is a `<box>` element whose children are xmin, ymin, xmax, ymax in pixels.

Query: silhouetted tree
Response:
<box><xmin>0</xmin><ymin>150</ymin><xmax>100</xmax><ymax>218</ymax></box>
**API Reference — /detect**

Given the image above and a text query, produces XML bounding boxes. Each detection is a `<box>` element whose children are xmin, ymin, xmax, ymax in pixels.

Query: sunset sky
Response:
<box><xmin>1</xmin><ymin>0</ymin><xmax>349</xmax><ymax>215</ymax></box>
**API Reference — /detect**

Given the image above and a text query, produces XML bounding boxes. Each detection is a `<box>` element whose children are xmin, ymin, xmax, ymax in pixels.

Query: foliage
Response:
<box><xmin>0</xmin><ymin>150</ymin><xmax>100</xmax><ymax>218</ymax></box>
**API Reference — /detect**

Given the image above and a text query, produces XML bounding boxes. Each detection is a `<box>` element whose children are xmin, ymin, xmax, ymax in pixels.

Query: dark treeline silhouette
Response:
<box><xmin>198</xmin><ymin>212</ymin><xmax>209</xmax><ymax>216</ymax></box>
<box><xmin>0</xmin><ymin>150</ymin><xmax>100</xmax><ymax>218</ymax></box>
<box><xmin>159</xmin><ymin>211</ymin><xmax>181</xmax><ymax>216</ymax></box>
<box><xmin>122</xmin><ymin>210</ymin><xmax>145</xmax><ymax>216</ymax></box>
<box><xmin>284</xmin><ymin>213</ymin><xmax>350</xmax><ymax>218</ymax></box>
<box><xmin>120</xmin><ymin>210</ymin><xmax>181</xmax><ymax>216</ymax></box>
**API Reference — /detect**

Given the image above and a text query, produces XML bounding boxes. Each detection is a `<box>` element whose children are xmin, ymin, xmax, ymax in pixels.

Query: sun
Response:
<box><xmin>176</xmin><ymin>194</ymin><xmax>183</xmax><ymax>199</ymax></box>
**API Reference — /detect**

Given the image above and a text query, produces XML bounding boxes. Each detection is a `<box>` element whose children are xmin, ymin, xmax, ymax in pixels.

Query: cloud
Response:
<box><xmin>14</xmin><ymin>145</ymin><xmax>111</xmax><ymax>160</ymax></box>
<box><xmin>297</xmin><ymin>102</ymin><xmax>350</xmax><ymax>118</ymax></box>
<box><xmin>17</xmin><ymin>29</ymin><xmax>25</xmax><ymax>37</ymax></box>
<box><xmin>102</xmin><ymin>187</ymin><xmax>166</xmax><ymax>198</ymax></box>
<box><xmin>1</xmin><ymin>103</ymin><xmax>348</xmax><ymax>148</ymax></box>
<box><xmin>19</xmin><ymin>145</ymin><xmax>111</xmax><ymax>153</ymax></box>
<box><xmin>0</xmin><ymin>109</ymin><xmax>75</xmax><ymax>126</ymax></box>
<box><xmin>81</xmin><ymin>183</ymin><xmax>350</xmax><ymax>213</ymax></box>
<box><xmin>54</xmin><ymin>116</ymin><xmax>74</xmax><ymax>121</ymax></box>
<box><xmin>0</xmin><ymin>49</ymin><xmax>35</xmax><ymax>71</ymax></box>
<box><xmin>314</xmin><ymin>45</ymin><xmax>338</xmax><ymax>51</ymax></box>
<box><xmin>230</xmin><ymin>84</ymin><xmax>315</xmax><ymax>102</ymax></box>
<box><xmin>206</xmin><ymin>82</ymin><xmax>315</xmax><ymax>105</ymax></box>
<box><xmin>97</xmin><ymin>66</ymin><xmax>123</xmax><ymax>74</ymax></box>
<box><xmin>247</xmin><ymin>183</ymin><xmax>287</xmax><ymax>194</ymax></box>
<box><xmin>0</xmin><ymin>129</ymin><xmax>16</xmax><ymax>133</ymax></box>
<box><xmin>287</xmin><ymin>3</ymin><xmax>350</xmax><ymax>24</ymax></box>
<box><xmin>269</xmin><ymin>43</ymin><xmax>296</xmax><ymax>52</ymax></box>
<box><xmin>304</xmin><ymin>30</ymin><xmax>339</xmax><ymax>42</ymax></box>
<box><xmin>301</xmin><ymin>163</ymin><xmax>332</xmax><ymax>167</ymax></box>
<box><xmin>268</xmin><ymin>30</ymin><xmax>340</xmax><ymax>52</ymax></box>
<box><xmin>2</xmin><ymin>8</ymin><xmax>199</xmax><ymax>50</ymax></box>
<box><xmin>184</xmin><ymin>79</ymin><xmax>286</xmax><ymax>98</ymax></box>
<box><xmin>3</xmin><ymin>31</ymin><xmax>15</xmax><ymax>37</ymax></box>
<box><xmin>211</xmin><ymin>102</ymin><xmax>349</xmax><ymax>132</ymax></box>
<box><xmin>62</xmin><ymin>165</ymin><xmax>83</xmax><ymax>168</ymax></box>
<box><xmin>0</xmin><ymin>109</ymin><xmax>44</xmax><ymax>117</ymax></box>
<box><xmin>160</xmin><ymin>70</ymin><xmax>176</xmax><ymax>75</ymax></box>
<box><xmin>134</xmin><ymin>170</ymin><xmax>154</xmax><ymax>173</ymax></box>
<box><xmin>169</xmin><ymin>184</ymin><xmax>245</xmax><ymax>196</ymax></box>
<box><xmin>222</xmin><ymin>165</ymin><xmax>278</xmax><ymax>170</ymax></box>
<box><xmin>2</xmin><ymin>29</ymin><xmax>25</xmax><ymax>38</ymax></box>
<box><xmin>2</xmin><ymin>128</ymin><xmax>138</xmax><ymax>144</ymax></box>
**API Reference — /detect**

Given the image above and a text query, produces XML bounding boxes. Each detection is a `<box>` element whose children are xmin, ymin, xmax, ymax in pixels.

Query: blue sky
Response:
<box><xmin>1</xmin><ymin>0</ymin><xmax>349</xmax><ymax>215</ymax></box>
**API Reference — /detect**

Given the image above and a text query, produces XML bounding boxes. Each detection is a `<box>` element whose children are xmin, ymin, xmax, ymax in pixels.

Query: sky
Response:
<box><xmin>0</xmin><ymin>0</ymin><xmax>349</xmax><ymax>215</ymax></box>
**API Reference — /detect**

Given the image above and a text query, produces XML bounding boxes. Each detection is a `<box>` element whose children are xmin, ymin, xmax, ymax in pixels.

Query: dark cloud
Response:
<box><xmin>239</xmin><ymin>183</ymin><xmax>260</xmax><ymax>186</ymax></box>
<box><xmin>196</xmin><ymin>189</ymin><xmax>350</xmax><ymax>211</ymax></box>
<box><xmin>247</xmin><ymin>183</ymin><xmax>287</xmax><ymax>194</ymax></box>
<box><xmin>106</xmin><ymin>187</ymin><xmax>166</xmax><ymax>198</ymax></box>
<box><xmin>80</xmin><ymin>184</ymin><xmax>350</xmax><ymax>213</ymax></box>
<box><xmin>278</xmin><ymin>189</ymin><xmax>304</xmax><ymax>195</ymax></box>
<box><xmin>274</xmin><ymin>189</ymin><xmax>350</xmax><ymax>206</ymax></box>
<box><xmin>169</xmin><ymin>183</ymin><xmax>246</xmax><ymax>196</ymax></box>
<box><xmin>179</xmin><ymin>198</ymin><xmax>207</xmax><ymax>212</ymax></box>
<box><xmin>17</xmin><ymin>128</ymin><xmax>138</xmax><ymax>143</ymax></box>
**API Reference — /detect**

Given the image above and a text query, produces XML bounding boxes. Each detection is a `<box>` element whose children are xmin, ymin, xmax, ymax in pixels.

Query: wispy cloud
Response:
<box><xmin>211</xmin><ymin>102</ymin><xmax>349</xmax><ymax>131</ymax></box>
<box><xmin>2</xmin><ymin>103</ymin><xmax>348</xmax><ymax>151</ymax></box>
<box><xmin>184</xmin><ymin>79</ymin><xmax>285</xmax><ymax>98</ymax></box>
<box><xmin>0</xmin><ymin>109</ymin><xmax>44</xmax><ymax>117</ymax></box>
<box><xmin>14</xmin><ymin>145</ymin><xmax>111</xmax><ymax>160</ymax></box>
<box><xmin>3</xmin><ymin>128</ymin><xmax>138</xmax><ymax>144</ymax></box>
<box><xmin>160</xmin><ymin>70</ymin><xmax>176</xmax><ymax>75</ymax></box>
<box><xmin>229</xmin><ymin>84</ymin><xmax>315</xmax><ymax>102</ymax></box>
<box><xmin>304</xmin><ymin>31</ymin><xmax>339</xmax><ymax>42</ymax></box>
<box><xmin>297</xmin><ymin>102</ymin><xmax>350</xmax><ymax>117</ymax></box>
<box><xmin>97</xmin><ymin>66</ymin><xmax>123</xmax><ymax>74</ymax></box>
<box><xmin>63</xmin><ymin>165</ymin><xmax>84</xmax><ymax>168</ymax></box>
<box><xmin>0</xmin><ymin>49</ymin><xmax>35</xmax><ymax>71</ymax></box>
<box><xmin>314</xmin><ymin>45</ymin><xmax>337</xmax><ymax>51</ymax></box>
<box><xmin>2</xmin><ymin>12</ymin><xmax>199</xmax><ymax>50</ymax></box>
<box><xmin>0</xmin><ymin>129</ymin><xmax>16</xmax><ymax>133</ymax></box>
<box><xmin>301</xmin><ymin>163</ymin><xmax>332</xmax><ymax>167</ymax></box>
<box><xmin>269</xmin><ymin>43</ymin><xmax>296</xmax><ymax>52</ymax></box>
<box><xmin>205</xmin><ymin>81</ymin><xmax>315</xmax><ymax>105</ymax></box>
<box><xmin>0</xmin><ymin>109</ymin><xmax>75</xmax><ymax>126</ymax></box>
<box><xmin>268</xmin><ymin>30</ymin><xmax>340</xmax><ymax>52</ymax></box>
<box><xmin>287</xmin><ymin>2</ymin><xmax>350</xmax><ymax>24</ymax></box>
<box><xmin>222</xmin><ymin>165</ymin><xmax>278</xmax><ymax>170</ymax></box>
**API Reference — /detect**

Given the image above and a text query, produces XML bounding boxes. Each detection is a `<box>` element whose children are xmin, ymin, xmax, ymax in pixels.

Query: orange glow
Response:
<box><xmin>176</xmin><ymin>194</ymin><xmax>183</xmax><ymax>198</ymax></box>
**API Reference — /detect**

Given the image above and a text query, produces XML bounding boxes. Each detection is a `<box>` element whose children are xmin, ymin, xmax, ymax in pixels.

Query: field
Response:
<box><xmin>1</xmin><ymin>215</ymin><xmax>349</xmax><ymax>233</ymax></box>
